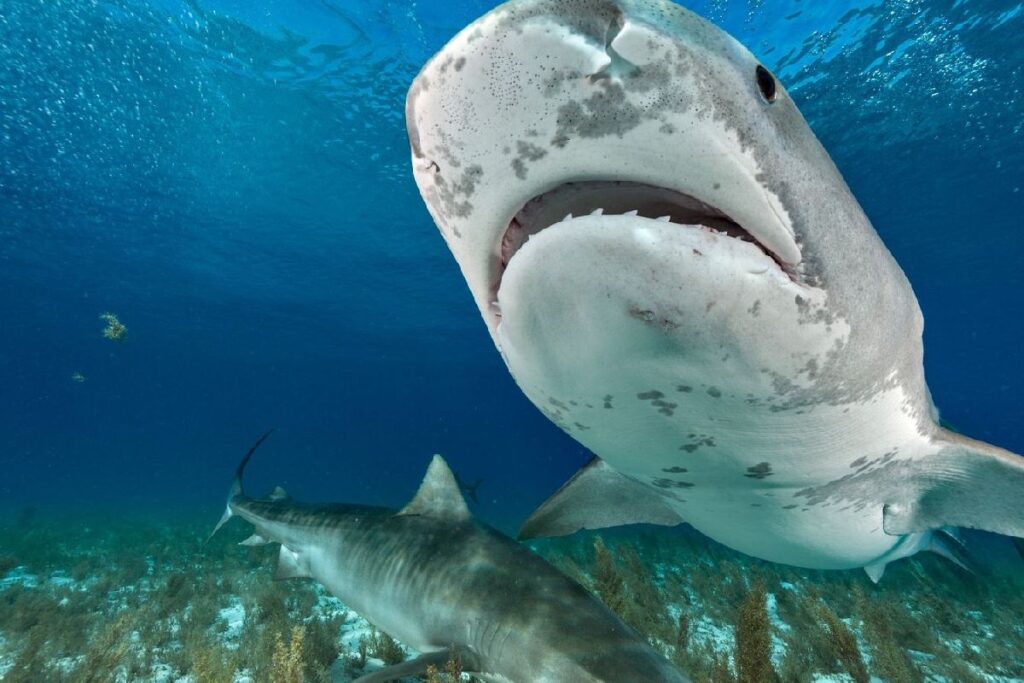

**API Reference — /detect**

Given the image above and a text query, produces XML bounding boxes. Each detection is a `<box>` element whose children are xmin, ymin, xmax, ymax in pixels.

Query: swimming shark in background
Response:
<box><xmin>211</xmin><ymin>433</ymin><xmax>690</xmax><ymax>683</ymax></box>
<box><xmin>406</xmin><ymin>0</ymin><xmax>1024</xmax><ymax>580</ymax></box>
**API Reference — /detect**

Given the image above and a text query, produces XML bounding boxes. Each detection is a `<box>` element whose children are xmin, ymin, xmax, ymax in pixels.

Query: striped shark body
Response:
<box><xmin>211</xmin><ymin>433</ymin><xmax>690</xmax><ymax>683</ymax></box>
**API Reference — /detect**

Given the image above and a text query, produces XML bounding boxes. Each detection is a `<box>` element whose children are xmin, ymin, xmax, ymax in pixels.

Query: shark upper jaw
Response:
<box><xmin>491</xmin><ymin>177</ymin><xmax>804</xmax><ymax>319</ymax></box>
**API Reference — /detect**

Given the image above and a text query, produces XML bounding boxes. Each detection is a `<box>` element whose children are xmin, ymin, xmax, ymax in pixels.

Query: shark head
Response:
<box><xmin>408</xmin><ymin>0</ymin><xmax>932</xmax><ymax>433</ymax></box>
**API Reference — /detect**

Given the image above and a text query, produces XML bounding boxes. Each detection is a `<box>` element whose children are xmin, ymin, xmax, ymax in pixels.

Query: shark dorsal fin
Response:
<box><xmin>398</xmin><ymin>455</ymin><xmax>471</xmax><ymax>522</ymax></box>
<box><xmin>268</xmin><ymin>486</ymin><xmax>290</xmax><ymax>502</ymax></box>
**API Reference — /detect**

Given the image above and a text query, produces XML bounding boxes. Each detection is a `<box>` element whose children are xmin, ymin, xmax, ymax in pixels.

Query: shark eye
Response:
<box><xmin>755</xmin><ymin>65</ymin><xmax>777</xmax><ymax>103</ymax></box>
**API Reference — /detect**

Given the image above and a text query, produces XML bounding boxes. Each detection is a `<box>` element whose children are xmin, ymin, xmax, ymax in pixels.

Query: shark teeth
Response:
<box><xmin>656</xmin><ymin>215</ymin><xmax>671</xmax><ymax>222</ymax></box>
<box><xmin>590</xmin><ymin>208</ymin><xmax>604</xmax><ymax>216</ymax></box>
<box><xmin>623</xmin><ymin>209</ymin><xmax>638</xmax><ymax>216</ymax></box>
<box><xmin>562</xmin><ymin>213</ymin><xmax>573</xmax><ymax>222</ymax></box>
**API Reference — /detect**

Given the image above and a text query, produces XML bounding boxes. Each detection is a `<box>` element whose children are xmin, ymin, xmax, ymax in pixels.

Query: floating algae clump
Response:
<box><xmin>99</xmin><ymin>312</ymin><xmax>127</xmax><ymax>341</ymax></box>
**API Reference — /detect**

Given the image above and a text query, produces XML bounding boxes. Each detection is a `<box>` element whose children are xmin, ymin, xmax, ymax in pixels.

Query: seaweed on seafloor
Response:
<box><xmin>854</xmin><ymin>586</ymin><xmax>924</xmax><ymax>683</ymax></box>
<box><xmin>0</xmin><ymin>554</ymin><xmax>17</xmax><ymax>576</ymax></box>
<box><xmin>618</xmin><ymin>542</ymin><xmax>675</xmax><ymax>644</ymax></box>
<box><xmin>591</xmin><ymin>535</ymin><xmax>628</xmax><ymax>616</ymax></box>
<box><xmin>425</xmin><ymin>647</ymin><xmax>471</xmax><ymax>682</ymax></box>
<box><xmin>301</xmin><ymin>615</ymin><xmax>344</xmax><ymax>683</ymax></box>
<box><xmin>814</xmin><ymin>599</ymin><xmax>868</xmax><ymax>683</ymax></box>
<box><xmin>192</xmin><ymin>642</ymin><xmax>239</xmax><ymax>683</ymax></box>
<box><xmin>76</xmin><ymin>613</ymin><xmax>137</xmax><ymax>683</ymax></box>
<box><xmin>362</xmin><ymin>625</ymin><xmax>406</xmax><ymax>665</ymax></box>
<box><xmin>271</xmin><ymin>625</ymin><xmax>306</xmax><ymax>683</ymax></box>
<box><xmin>734</xmin><ymin>579</ymin><xmax>776</xmax><ymax>683</ymax></box>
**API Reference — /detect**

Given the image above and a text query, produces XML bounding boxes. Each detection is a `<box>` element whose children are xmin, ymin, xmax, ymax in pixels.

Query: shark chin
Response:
<box><xmin>408</xmin><ymin>0</ymin><xmax>1024</xmax><ymax>577</ymax></box>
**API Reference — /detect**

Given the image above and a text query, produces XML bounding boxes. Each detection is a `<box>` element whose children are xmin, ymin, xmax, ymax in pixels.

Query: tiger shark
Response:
<box><xmin>211</xmin><ymin>433</ymin><xmax>689</xmax><ymax>683</ymax></box>
<box><xmin>406</xmin><ymin>0</ymin><xmax>1024</xmax><ymax>578</ymax></box>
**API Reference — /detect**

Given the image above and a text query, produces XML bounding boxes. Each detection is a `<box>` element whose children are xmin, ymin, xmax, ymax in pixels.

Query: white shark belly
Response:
<box><xmin>502</xmin><ymin>327</ymin><xmax>936</xmax><ymax>568</ymax></box>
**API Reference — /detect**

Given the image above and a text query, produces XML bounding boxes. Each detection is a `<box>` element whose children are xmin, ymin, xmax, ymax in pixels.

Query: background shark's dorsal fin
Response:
<box><xmin>398</xmin><ymin>455</ymin><xmax>471</xmax><ymax>522</ymax></box>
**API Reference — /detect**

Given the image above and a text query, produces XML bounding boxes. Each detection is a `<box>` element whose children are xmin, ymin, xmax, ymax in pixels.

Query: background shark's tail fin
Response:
<box><xmin>207</xmin><ymin>429</ymin><xmax>275</xmax><ymax>543</ymax></box>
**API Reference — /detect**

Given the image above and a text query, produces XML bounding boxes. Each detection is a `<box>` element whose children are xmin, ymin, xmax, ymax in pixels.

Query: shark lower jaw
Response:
<box><xmin>490</xmin><ymin>179</ymin><xmax>803</xmax><ymax>307</ymax></box>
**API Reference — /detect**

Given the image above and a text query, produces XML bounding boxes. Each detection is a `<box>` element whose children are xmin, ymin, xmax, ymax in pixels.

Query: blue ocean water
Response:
<box><xmin>1</xmin><ymin>0</ymin><xmax>1022</xmax><ymax>537</ymax></box>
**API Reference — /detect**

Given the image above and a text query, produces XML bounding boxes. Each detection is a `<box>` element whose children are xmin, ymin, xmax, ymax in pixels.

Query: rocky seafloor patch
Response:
<box><xmin>0</xmin><ymin>514</ymin><xmax>1022</xmax><ymax>682</ymax></box>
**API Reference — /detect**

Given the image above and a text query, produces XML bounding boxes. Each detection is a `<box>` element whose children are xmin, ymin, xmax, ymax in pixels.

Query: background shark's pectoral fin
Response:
<box><xmin>883</xmin><ymin>430</ymin><xmax>1024</xmax><ymax>539</ymax></box>
<box><xmin>239</xmin><ymin>533</ymin><xmax>270</xmax><ymax>547</ymax></box>
<box><xmin>518</xmin><ymin>457</ymin><xmax>684</xmax><ymax>539</ymax></box>
<box><xmin>274</xmin><ymin>545</ymin><xmax>311</xmax><ymax>581</ymax></box>
<box><xmin>352</xmin><ymin>647</ymin><xmax>481</xmax><ymax>683</ymax></box>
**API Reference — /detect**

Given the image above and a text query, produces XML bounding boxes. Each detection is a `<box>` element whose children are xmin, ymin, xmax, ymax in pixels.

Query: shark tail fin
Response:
<box><xmin>207</xmin><ymin>429</ymin><xmax>276</xmax><ymax>544</ymax></box>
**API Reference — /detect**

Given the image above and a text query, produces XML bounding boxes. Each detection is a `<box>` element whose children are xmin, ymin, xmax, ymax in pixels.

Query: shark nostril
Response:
<box><xmin>588</xmin><ymin>11</ymin><xmax>639</xmax><ymax>82</ymax></box>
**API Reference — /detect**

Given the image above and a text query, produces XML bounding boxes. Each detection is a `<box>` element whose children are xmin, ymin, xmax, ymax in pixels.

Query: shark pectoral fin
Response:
<box><xmin>518</xmin><ymin>457</ymin><xmax>684</xmax><ymax>540</ymax></box>
<box><xmin>398</xmin><ymin>454</ymin><xmax>471</xmax><ymax>522</ymax></box>
<box><xmin>883</xmin><ymin>430</ymin><xmax>1024</xmax><ymax>539</ymax></box>
<box><xmin>352</xmin><ymin>647</ymin><xmax>481</xmax><ymax>683</ymax></box>
<box><xmin>239</xmin><ymin>533</ymin><xmax>270</xmax><ymax>547</ymax></box>
<box><xmin>273</xmin><ymin>545</ymin><xmax>310</xmax><ymax>581</ymax></box>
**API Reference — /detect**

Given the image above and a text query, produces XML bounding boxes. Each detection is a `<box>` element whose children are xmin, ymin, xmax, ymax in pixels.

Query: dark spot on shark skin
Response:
<box><xmin>432</xmin><ymin>163</ymin><xmax>482</xmax><ymax>219</ymax></box>
<box><xmin>603</xmin><ymin>394</ymin><xmax>613</xmax><ymax>409</ymax></box>
<box><xmin>517</xmin><ymin>140</ymin><xmax>547</xmax><ymax>161</ymax></box>
<box><xmin>850</xmin><ymin>456</ymin><xmax>868</xmax><ymax>469</ymax></box>
<box><xmin>705</xmin><ymin>301</ymin><xmax>716</xmax><ymax>313</ymax></box>
<box><xmin>629</xmin><ymin>306</ymin><xmax>679</xmax><ymax>331</ymax></box>
<box><xmin>680</xmin><ymin>434</ymin><xmax>715</xmax><ymax>452</ymax></box>
<box><xmin>541</xmin><ymin>407</ymin><xmax>568</xmax><ymax>431</ymax></box>
<box><xmin>706</xmin><ymin>386</ymin><xmax>722</xmax><ymax>398</ymax></box>
<box><xmin>512</xmin><ymin>140</ymin><xmax>549</xmax><ymax>179</ymax></box>
<box><xmin>653</xmin><ymin>478</ymin><xmax>695</xmax><ymax>489</ymax></box>
<box><xmin>748</xmin><ymin>300</ymin><xmax>761</xmax><ymax>317</ymax></box>
<box><xmin>692</xmin><ymin>248</ymin><xmax>703</xmax><ymax>256</ymax></box>
<box><xmin>662</xmin><ymin>466</ymin><xmax>688</xmax><ymax>473</ymax></box>
<box><xmin>569</xmin><ymin>400</ymin><xmax>578</xmax><ymax>406</ymax></box>
<box><xmin>793</xmin><ymin>459</ymin><xmax>912</xmax><ymax>509</ymax></box>
<box><xmin>574</xmin><ymin>422</ymin><xmax>590</xmax><ymax>431</ymax></box>
<box><xmin>638</xmin><ymin>390</ymin><xmax>678</xmax><ymax>416</ymax></box>
<box><xmin>800</xmin><ymin>358</ymin><xmax>820</xmax><ymax>380</ymax></box>
<box><xmin>512</xmin><ymin>158</ymin><xmax>527</xmax><ymax>179</ymax></box>
<box><xmin>549</xmin><ymin>397</ymin><xmax>570</xmax><ymax>411</ymax></box>
<box><xmin>782</xmin><ymin>504</ymin><xmax>799</xmax><ymax>510</ymax></box>
<box><xmin>651</xmin><ymin>399</ymin><xmax>677</xmax><ymax>416</ymax></box>
<box><xmin>713</xmin><ymin>182</ymin><xmax>721</xmax><ymax>190</ymax></box>
<box><xmin>676</xmin><ymin>385</ymin><xmax>692</xmax><ymax>393</ymax></box>
<box><xmin>454</xmin><ymin>56</ymin><xmax>466</xmax><ymax>71</ymax></box>
<box><xmin>745</xmin><ymin>462</ymin><xmax>774</xmax><ymax>479</ymax></box>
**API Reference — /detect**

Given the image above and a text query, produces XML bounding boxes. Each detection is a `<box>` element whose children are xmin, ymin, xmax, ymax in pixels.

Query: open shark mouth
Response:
<box><xmin>494</xmin><ymin>180</ymin><xmax>801</xmax><ymax>304</ymax></box>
